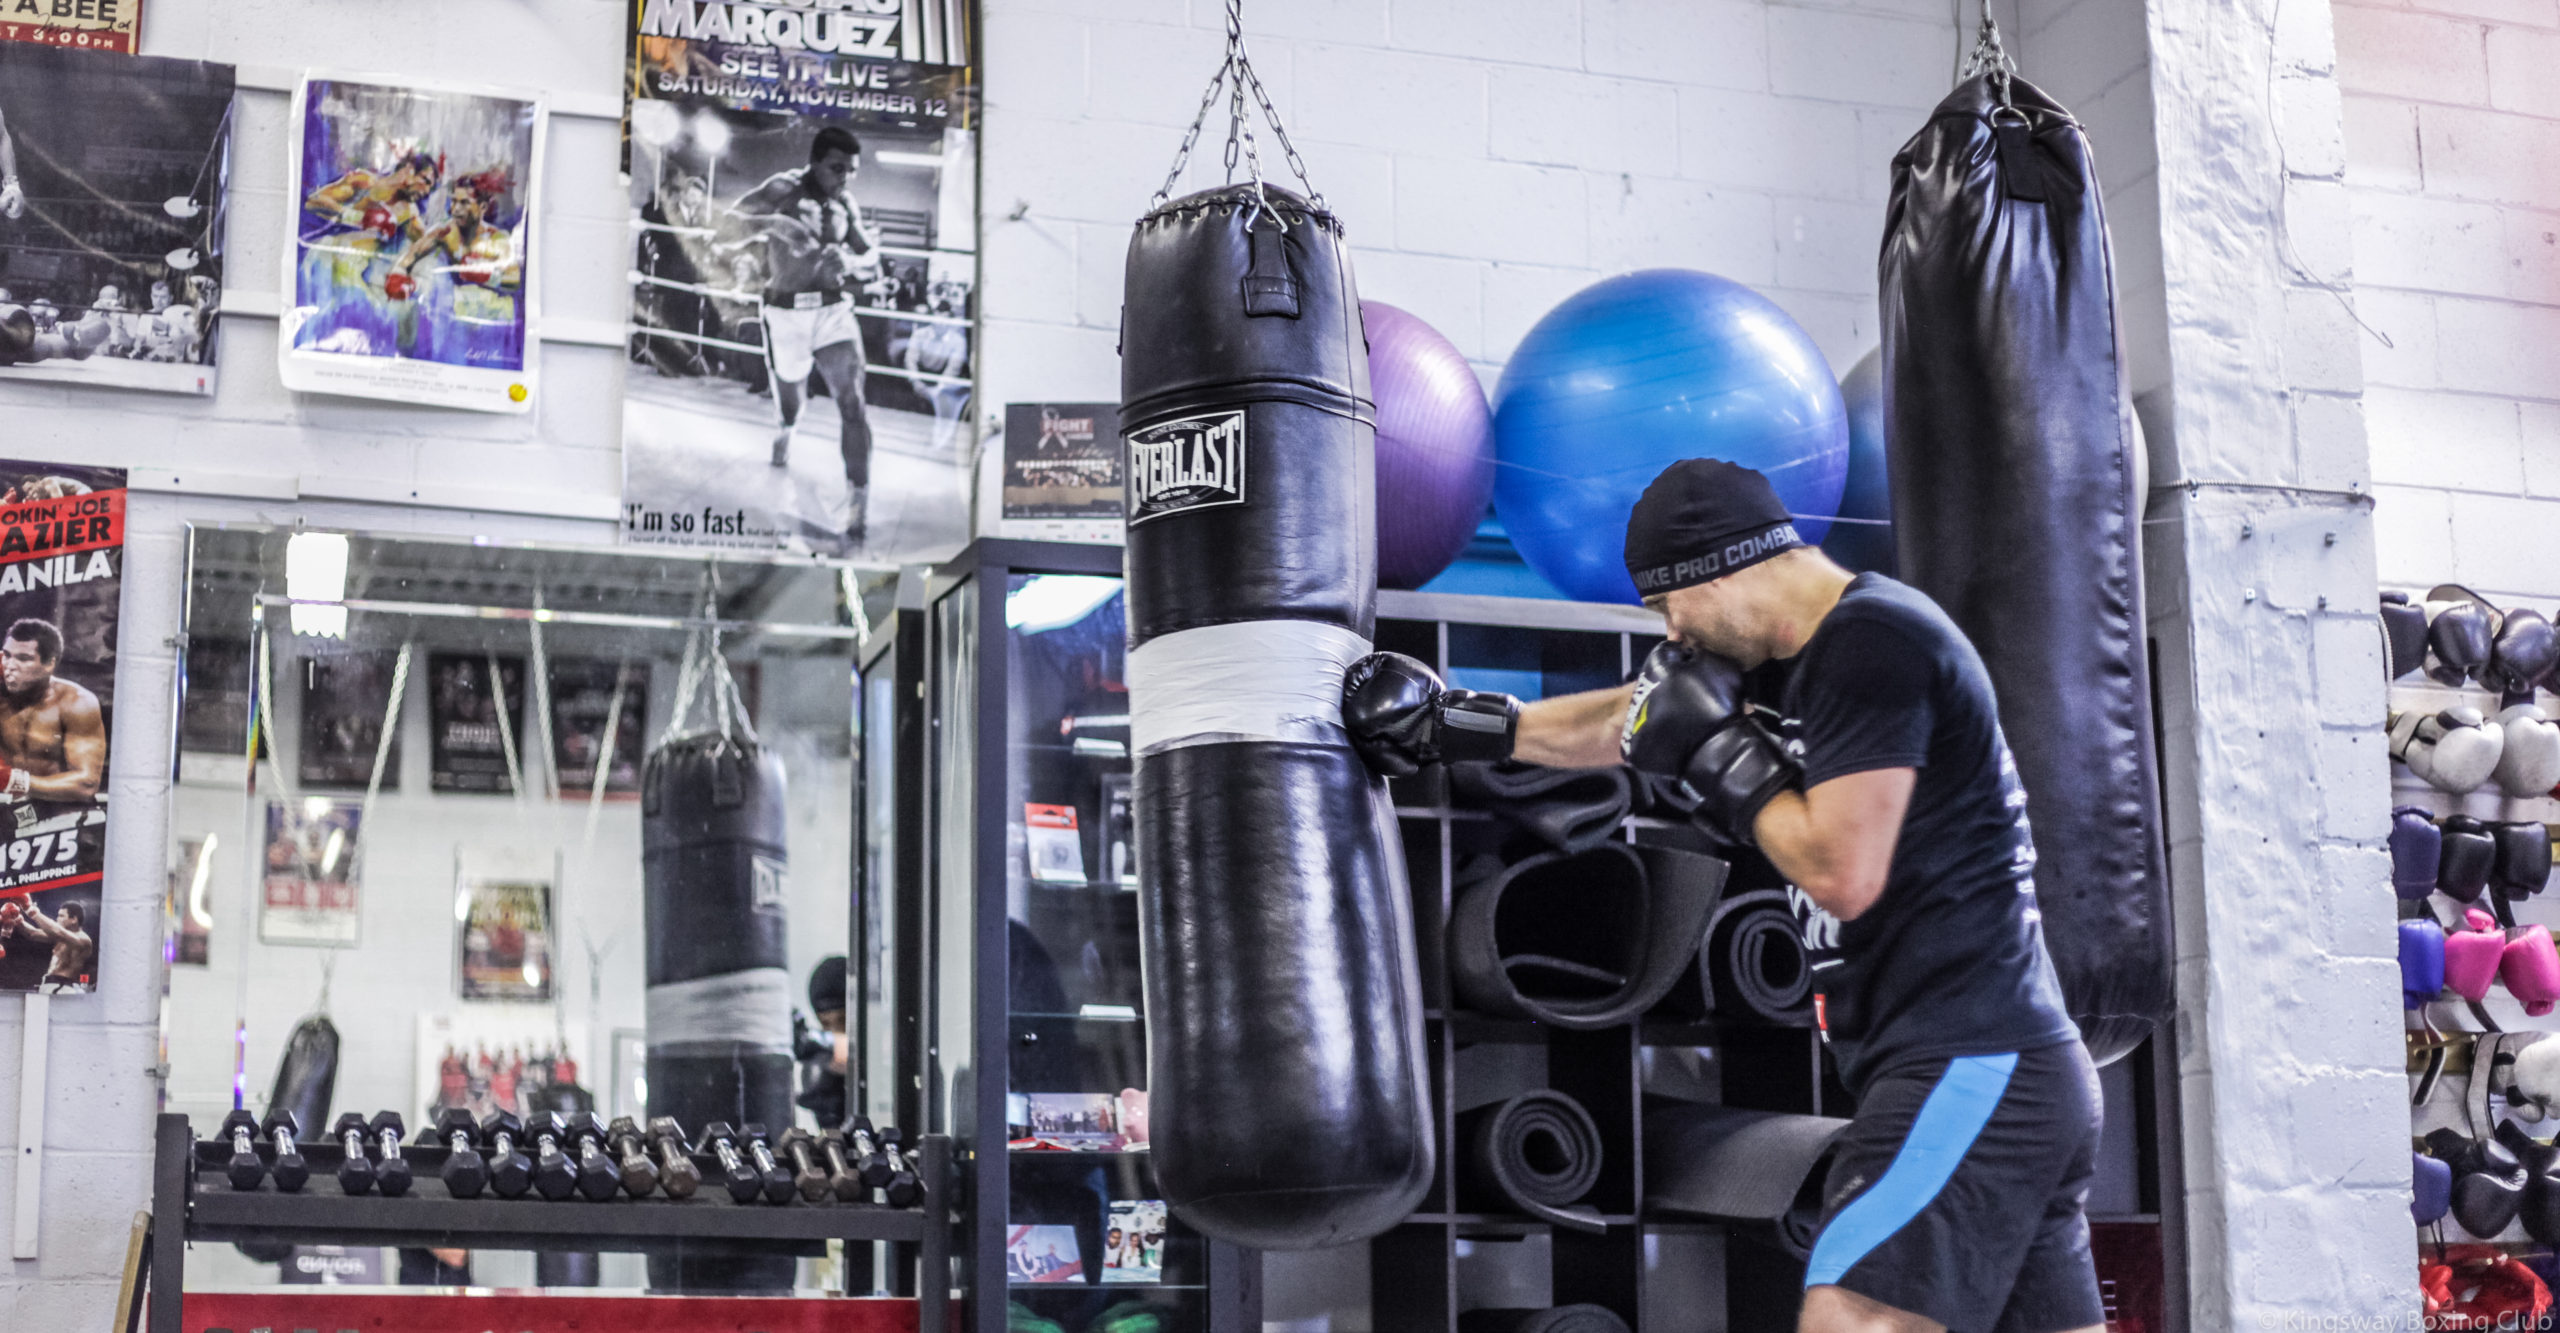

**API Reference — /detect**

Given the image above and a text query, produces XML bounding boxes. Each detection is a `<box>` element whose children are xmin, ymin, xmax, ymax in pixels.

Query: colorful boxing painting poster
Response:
<box><xmin>620</xmin><ymin>0</ymin><xmax>977</xmax><ymax>558</ymax></box>
<box><xmin>259</xmin><ymin>798</ymin><xmax>361</xmax><ymax>947</ymax></box>
<box><xmin>0</xmin><ymin>462</ymin><xmax>121</xmax><ymax>994</ymax></box>
<box><xmin>280</xmin><ymin>73</ymin><xmax>545</xmax><ymax>413</ymax></box>
<box><xmin>455</xmin><ymin>874</ymin><xmax>553</xmax><ymax>1001</ymax></box>
<box><xmin>0</xmin><ymin>45</ymin><xmax>232</xmax><ymax>395</ymax></box>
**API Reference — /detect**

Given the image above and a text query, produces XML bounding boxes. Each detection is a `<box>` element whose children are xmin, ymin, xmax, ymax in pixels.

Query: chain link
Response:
<box><xmin>1960</xmin><ymin>3</ymin><xmax>2018</xmax><ymax>108</ymax></box>
<box><xmin>1147</xmin><ymin>0</ymin><xmax>1322</xmax><ymax>224</ymax></box>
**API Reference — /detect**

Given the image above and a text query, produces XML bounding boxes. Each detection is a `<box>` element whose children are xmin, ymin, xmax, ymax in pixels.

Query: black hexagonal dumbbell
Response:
<box><xmin>778</xmin><ymin>1127</ymin><xmax>830</xmax><ymax>1203</ymax></box>
<box><xmin>332</xmin><ymin>1112</ymin><xmax>377</xmax><ymax>1196</ymax></box>
<box><xmin>526</xmin><ymin>1111</ymin><xmax>577</xmax><ymax>1201</ymax></box>
<box><xmin>605</xmin><ymin>1115</ymin><xmax>658</xmax><ymax>1198</ymax></box>
<box><xmin>647</xmin><ymin>1117</ymin><xmax>701</xmax><ymax>1200</ymax></box>
<box><xmin>876</xmin><ymin>1127</ymin><xmax>920</xmax><ymax>1209</ymax></box>
<box><xmin>261</xmin><ymin>1110</ymin><xmax>309</xmax><ymax>1193</ymax></box>
<box><xmin>568</xmin><ymin>1113</ymin><xmax>623</xmax><ymax>1202</ymax></box>
<box><xmin>480</xmin><ymin>1111</ymin><xmax>533</xmax><ymax>1199</ymax></box>
<box><xmin>429</xmin><ymin>1107</ymin><xmax>487</xmax><ymax>1199</ymax></box>
<box><xmin>700</xmin><ymin>1122</ymin><xmax>762</xmax><ymax>1204</ymax></box>
<box><xmin>220</xmin><ymin>1108</ymin><xmax>266</xmax><ymax>1191</ymax></box>
<box><xmin>739</xmin><ymin>1122</ymin><xmax>796</xmax><ymax>1204</ymax></box>
<box><xmin>817</xmin><ymin>1128</ymin><xmax>865</xmax><ymax>1203</ymax></box>
<box><xmin>845</xmin><ymin>1117</ymin><xmax>894</xmax><ymax>1191</ymax></box>
<box><xmin>370</xmin><ymin>1111</ymin><xmax>413</xmax><ymax>1197</ymax></box>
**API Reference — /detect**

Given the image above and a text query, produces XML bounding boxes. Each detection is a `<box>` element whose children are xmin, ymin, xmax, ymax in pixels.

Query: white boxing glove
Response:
<box><xmin>2392</xmin><ymin>705</ymin><xmax>2505</xmax><ymax>793</ymax></box>
<box><xmin>2497</xmin><ymin>703</ymin><xmax>2560</xmax><ymax>798</ymax></box>
<box><xmin>2513</xmin><ymin>1036</ymin><xmax>2560</xmax><ymax>1122</ymax></box>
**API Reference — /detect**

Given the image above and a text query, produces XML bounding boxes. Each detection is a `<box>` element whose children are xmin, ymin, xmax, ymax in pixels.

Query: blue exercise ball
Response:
<box><xmin>1492</xmin><ymin>270</ymin><xmax>1849</xmax><ymax>605</ymax></box>
<box><xmin>1822</xmin><ymin>347</ymin><xmax>1895</xmax><ymax>576</ymax></box>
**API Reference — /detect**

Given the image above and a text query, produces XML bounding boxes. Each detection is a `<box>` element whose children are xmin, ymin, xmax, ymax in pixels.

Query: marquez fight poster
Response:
<box><xmin>0</xmin><ymin>461</ymin><xmax>124</xmax><ymax>995</ymax></box>
<box><xmin>620</xmin><ymin>0</ymin><xmax>976</xmax><ymax>558</ymax></box>
<box><xmin>0</xmin><ymin>44</ymin><xmax>232</xmax><ymax>395</ymax></box>
<box><xmin>280</xmin><ymin>73</ymin><xmax>545</xmax><ymax>413</ymax></box>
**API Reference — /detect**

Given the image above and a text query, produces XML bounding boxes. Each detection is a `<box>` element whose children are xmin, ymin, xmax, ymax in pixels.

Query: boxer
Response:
<box><xmin>0</xmin><ymin>619</ymin><xmax>106</xmax><ymax>812</ymax></box>
<box><xmin>1346</xmin><ymin>460</ymin><xmax>2102</xmax><ymax>1333</ymax></box>
<box><xmin>11</xmin><ymin>899</ymin><xmax>92</xmax><ymax>992</ymax></box>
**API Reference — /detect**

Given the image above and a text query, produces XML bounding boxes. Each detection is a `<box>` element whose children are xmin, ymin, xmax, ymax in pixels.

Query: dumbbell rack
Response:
<box><xmin>142</xmin><ymin>1112</ymin><xmax>950</xmax><ymax>1333</ymax></box>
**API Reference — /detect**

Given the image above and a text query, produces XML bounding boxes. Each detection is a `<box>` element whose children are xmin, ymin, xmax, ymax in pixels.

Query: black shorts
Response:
<box><xmin>1805</xmin><ymin>1040</ymin><xmax>2104</xmax><ymax>1333</ymax></box>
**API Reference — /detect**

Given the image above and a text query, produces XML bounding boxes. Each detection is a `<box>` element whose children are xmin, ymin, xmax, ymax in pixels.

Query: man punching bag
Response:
<box><xmin>642</xmin><ymin>649</ymin><xmax>792</xmax><ymax>1289</ymax></box>
<box><xmin>1120</xmin><ymin>178</ymin><xmax>1434</xmax><ymax>1248</ymax></box>
<box><xmin>1878</xmin><ymin>62</ymin><xmax>2170</xmax><ymax>1065</ymax></box>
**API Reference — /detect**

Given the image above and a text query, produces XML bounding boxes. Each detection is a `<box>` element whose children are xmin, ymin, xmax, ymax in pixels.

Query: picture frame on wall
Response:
<box><xmin>454</xmin><ymin>872</ymin><xmax>553</xmax><ymax>1002</ymax></box>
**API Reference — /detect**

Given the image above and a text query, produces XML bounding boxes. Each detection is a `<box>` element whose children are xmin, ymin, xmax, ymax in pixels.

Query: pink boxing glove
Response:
<box><xmin>2505</xmin><ymin>924</ymin><xmax>2560</xmax><ymax>1017</ymax></box>
<box><xmin>2449</xmin><ymin>909</ymin><xmax>2509</xmax><ymax>1001</ymax></box>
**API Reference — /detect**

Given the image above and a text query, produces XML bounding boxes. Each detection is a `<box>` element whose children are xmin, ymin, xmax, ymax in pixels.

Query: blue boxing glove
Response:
<box><xmin>2401</xmin><ymin>918</ymin><xmax>2446</xmax><ymax>1009</ymax></box>
<box><xmin>2391</xmin><ymin>807</ymin><xmax>2440</xmax><ymax>901</ymax></box>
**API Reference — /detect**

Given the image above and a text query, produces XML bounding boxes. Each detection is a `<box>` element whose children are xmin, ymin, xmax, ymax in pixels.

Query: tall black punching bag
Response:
<box><xmin>1878</xmin><ymin>69</ymin><xmax>2170</xmax><ymax>1065</ymax></box>
<box><xmin>641</xmin><ymin>663</ymin><xmax>794</xmax><ymax>1290</ymax></box>
<box><xmin>1121</xmin><ymin>181</ymin><xmax>1434</xmax><ymax>1249</ymax></box>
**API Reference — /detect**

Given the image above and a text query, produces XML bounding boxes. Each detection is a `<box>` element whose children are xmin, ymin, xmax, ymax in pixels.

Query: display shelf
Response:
<box><xmin>146</xmin><ymin>1113</ymin><xmax>951</xmax><ymax>1333</ymax></box>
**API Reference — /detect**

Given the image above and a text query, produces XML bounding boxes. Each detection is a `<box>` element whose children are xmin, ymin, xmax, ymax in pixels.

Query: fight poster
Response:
<box><xmin>547</xmin><ymin>656</ymin><xmax>647</xmax><ymax>796</ymax></box>
<box><xmin>297</xmin><ymin>649</ymin><xmax>401</xmax><ymax>789</ymax></box>
<box><xmin>620</xmin><ymin>0</ymin><xmax>978</xmax><ymax>558</ymax></box>
<box><xmin>0</xmin><ymin>44</ymin><xmax>232</xmax><ymax>395</ymax></box>
<box><xmin>0</xmin><ymin>0</ymin><xmax>142</xmax><ymax>54</ymax></box>
<box><xmin>0</xmin><ymin>461</ymin><xmax>119</xmax><ymax>994</ymax></box>
<box><xmin>259</xmin><ymin>798</ymin><xmax>360</xmax><ymax>947</ymax></box>
<box><xmin>280</xmin><ymin>73</ymin><xmax>545</xmax><ymax>413</ymax></box>
<box><xmin>994</xmin><ymin>402</ymin><xmax>1121</xmax><ymax>541</ymax></box>
<box><xmin>426</xmin><ymin>651</ymin><xmax>525</xmax><ymax>793</ymax></box>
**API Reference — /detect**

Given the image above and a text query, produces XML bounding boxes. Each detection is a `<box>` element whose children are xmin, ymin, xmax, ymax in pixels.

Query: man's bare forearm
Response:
<box><xmin>1513</xmin><ymin>684</ymin><xmax>1636</xmax><ymax>769</ymax></box>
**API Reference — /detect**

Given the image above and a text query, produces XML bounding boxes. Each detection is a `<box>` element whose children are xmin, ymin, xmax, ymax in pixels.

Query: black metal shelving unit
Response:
<box><xmin>144</xmin><ymin>1113</ymin><xmax>951</xmax><ymax>1333</ymax></box>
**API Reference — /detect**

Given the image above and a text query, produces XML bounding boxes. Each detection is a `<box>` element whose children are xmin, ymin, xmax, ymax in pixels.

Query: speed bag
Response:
<box><xmin>1878</xmin><ymin>73</ymin><xmax>2170</xmax><ymax>1065</ymax></box>
<box><xmin>641</xmin><ymin>732</ymin><xmax>794</xmax><ymax>1291</ymax></box>
<box><xmin>1121</xmin><ymin>182</ymin><xmax>1434</xmax><ymax>1251</ymax></box>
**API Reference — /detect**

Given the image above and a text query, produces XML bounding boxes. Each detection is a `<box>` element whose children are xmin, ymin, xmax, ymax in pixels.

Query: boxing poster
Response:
<box><xmin>0</xmin><ymin>44</ymin><xmax>232</xmax><ymax>395</ymax></box>
<box><xmin>454</xmin><ymin>874</ymin><xmax>553</xmax><ymax>1001</ymax></box>
<box><xmin>425</xmin><ymin>651</ymin><xmax>526</xmax><ymax>793</ymax></box>
<box><xmin>0</xmin><ymin>462</ymin><xmax>120</xmax><ymax>994</ymax></box>
<box><xmin>0</xmin><ymin>0</ymin><xmax>141</xmax><ymax>54</ymax></box>
<box><xmin>297</xmin><ymin>649</ymin><xmax>401</xmax><ymax>789</ymax></box>
<box><xmin>619</xmin><ymin>0</ymin><xmax>978</xmax><ymax>559</ymax></box>
<box><xmin>546</xmin><ymin>656</ymin><xmax>647</xmax><ymax>796</ymax></box>
<box><xmin>995</xmin><ymin>402</ymin><xmax>1122</xmax><ymax>542</ymax></box>
<box><xmin>259</xmin><ymin>798</ymin><xmax>360</xmax><ymax>947</ymax></box>
<box><xmin>279</xmin><ymin>73</ymin><xmax>545</xmax><ymax>413</ymax></box>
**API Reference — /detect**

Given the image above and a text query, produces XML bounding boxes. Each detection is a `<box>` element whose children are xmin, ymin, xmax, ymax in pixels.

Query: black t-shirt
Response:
<box><xmin>1779</xmin><ymin>574</ymin><xmax>2079</xmax><ymax>1091</ymax></box>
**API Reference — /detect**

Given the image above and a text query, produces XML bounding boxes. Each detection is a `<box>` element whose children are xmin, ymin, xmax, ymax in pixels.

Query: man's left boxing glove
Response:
<box><xmin>1341</xmin><ymin>652</ymin><xmax>1519</xmax><ymax>778</ymax></box>
<box><xmin>1621</xmin><ymin>641</ymin><xmax>1800</xmax><ymax>847</ymax></box>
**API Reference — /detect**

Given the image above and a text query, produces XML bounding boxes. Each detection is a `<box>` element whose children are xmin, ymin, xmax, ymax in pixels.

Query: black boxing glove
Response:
<box><xmin>2427</xmin><ymin>598</ymin><xmax>2497</xmax><ymax>687</ymax></box>
<box><xmin>1341</xmin><ymin>652</ymin><xmax>1519</xmax><ymax>778</ymax></box>
<box><xmin>2379</xmin><ymin>592</ymin><xmax>2429</xmax><ymax>681</ymax></box>
<box><xmin>1621</xmin><ymin>641</ymin><xmax>1800</xmax><ymax>846</ymax></box>
<box><xmin>2492</xmin><ymin>608</ymin><xmax>2560</xmax><ymax>700</ymax></box>
<box><xmin>2495</xmin><ymin>820</ymin><xmax>2553</xmax><ymax>900</ymax></box>
<box><xmin>2440</xmin><ymin>814</ymin><xmax>2496</xmax><ymax>906</ymax></box>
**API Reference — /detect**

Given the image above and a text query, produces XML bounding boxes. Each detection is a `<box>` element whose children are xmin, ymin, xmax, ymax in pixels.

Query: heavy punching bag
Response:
<box><xmin>642</xmin><ymin>651</ymin><xmax>793</xmax><ymax>1290</ymax></box>
<box><xmin>1878</xmin><ymin>65</ymin><xmax>2170</xmax><ymax>1065</ymax></box>
<box><xmin>1121</xmin><ymin>180</ymin><xmax>1433</xmax><ymax>1247</ymax></box>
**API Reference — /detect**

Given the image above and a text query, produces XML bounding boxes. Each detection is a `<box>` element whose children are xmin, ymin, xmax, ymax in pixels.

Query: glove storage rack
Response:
<box><xmin>140</xmin><ymin>1112</ymin><xmax>951</xmax><ymax>1333</ymax></box>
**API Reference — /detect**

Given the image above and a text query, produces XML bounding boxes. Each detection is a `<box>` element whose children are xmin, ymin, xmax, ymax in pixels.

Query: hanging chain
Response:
<box><xmin>1961</xmin><ymin>1</ymin><xmax>2018</xmax><ymax>108</ymax></box>
<box><xmin>1149</xmin><ymin>0</ymin><xmax>1322</xmax><ymax>222</ymax></box>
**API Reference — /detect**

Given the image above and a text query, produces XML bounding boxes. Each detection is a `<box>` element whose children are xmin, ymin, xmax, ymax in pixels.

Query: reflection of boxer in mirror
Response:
<box><xmin>0</xmin><ymin>620</ymin><xmax>106</xmax><ymax>807</ymax></box>
<box><xmin>12</xmin><ymin>900</ymin><xmax>92</xmax><ymax>991</ymax></box>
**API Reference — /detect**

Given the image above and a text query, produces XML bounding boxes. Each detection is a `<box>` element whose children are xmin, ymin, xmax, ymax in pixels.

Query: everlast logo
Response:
<box><xmin>1125</xmin><ymin>410</ymin><xmax>1247</xmax><ymax>525</ymax></box>
<box><xmin>1630</xmin><ymin>523</ymin><xmax>1805</xmax><ymax>593</ymax></box>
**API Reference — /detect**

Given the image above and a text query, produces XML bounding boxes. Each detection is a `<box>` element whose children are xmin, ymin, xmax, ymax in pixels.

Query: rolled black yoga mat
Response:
<box><xmin>1447</xmin><ymin>761</ymin><xmax>1634</xmax><ymax>854</ymax></box>
<box><xmin>1456</xmin><ymin>1090</ymin><xmax>1606</xmax><ymax>1233</ymax></box>
<box><xmin>1449</xmin><ymin>842</ymin><xmax>1725</xmax><ymax>1030</ymax></box>
<box><xmin>1704</xmin><ymin>890</ymin><xmax>1814</xmax><ymax>1024</ymax></box>
<box><xmin>1457</xmin><ymin>1305</ymin><xmax>1632</xmax><ymax>1333</ymax></box>
<box><xmin>1644</xmin><ymin>1102</ymin><xmax>1852</xmax><ymax>1259</ymax></box>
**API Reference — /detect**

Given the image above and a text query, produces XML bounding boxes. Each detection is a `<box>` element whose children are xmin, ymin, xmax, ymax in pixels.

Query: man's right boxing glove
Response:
<box><xmin>2506</xmin><ymin>924</ymin><xmax>2560</xmax><ymax>1018</ymax></box>
<box><xmin>1620</xmin><ymin>641</ymin><xmax>1799</xmax><ymax>847</ymax></box>
<box><xmin>1341</xmin><ymin>652</ymin><xmax>1520</xmax><ymax>778</ymax></box>
<box><xmin>2442</xmin><ymin>816</ymin><xmax>2497</xmax><ymax>904</ymax></box>
<box><xmin>2427</xmin><ymin>597</ymin><xmax>2498</xmax><ymax>687</ymax></box>
<box><xmin>2496</xmin><ymin>705</ymin><xmax>2560</xmax><ymax>798</ymax></box>
<box><xmin>2393</xmin><ymin>707</ymin><xmax>2505</xmax><ymax>793</ymax></box>
<box><xmin>2394</xmin><ymin>806</ymin><xmax>2442</xmax><ymax>900</ymax></box>
<box><xmin>2448</xmin><ymin>909</ymin><xmax>2508</xmax><ymax>1002</ymax></box>
<box><xmin>2403</xmin><ymin>919</ymin><xmax>2448</xmax><ymax>1009</ymax></box>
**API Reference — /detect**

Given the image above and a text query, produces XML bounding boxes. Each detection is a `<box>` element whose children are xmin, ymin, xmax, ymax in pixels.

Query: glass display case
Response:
<box><xmin>890</xmin><ymin>540</ymin><xmax>1257</xmax><ymax>1333</ymax></box>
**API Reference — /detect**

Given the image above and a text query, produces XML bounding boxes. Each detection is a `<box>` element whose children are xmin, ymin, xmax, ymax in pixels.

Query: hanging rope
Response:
<box><xmin>1152</xmin><ymin>0</ymin><xmax>1323</xmax><ymax>226</ymax></box>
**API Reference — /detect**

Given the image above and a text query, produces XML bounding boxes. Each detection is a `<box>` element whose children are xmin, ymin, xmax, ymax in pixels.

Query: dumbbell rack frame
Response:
<box><xmin>143</xmin><ymin>1112</ymin><xmax>950</xmax><ymax>1333</ymax></box>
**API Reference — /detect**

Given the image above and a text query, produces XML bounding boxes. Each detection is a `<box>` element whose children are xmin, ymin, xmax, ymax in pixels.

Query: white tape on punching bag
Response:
<box><xmin>1128</xmin><ymin>621</ymin><xmax>1372</xmax><ymax>757</ymax></box>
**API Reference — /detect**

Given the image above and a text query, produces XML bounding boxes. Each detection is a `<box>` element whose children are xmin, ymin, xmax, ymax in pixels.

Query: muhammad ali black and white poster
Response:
<box><xmin>0</xmin><ymin>461</ymin><xmax>123</xmax><ymax>995</ymax></box>
<box><xmin>620</xmin><ymin>0</ymin><xmax>977</xmax><ymax>558</ymax></box>
<box><xmin>0</xmin><ymin>44</ymin><xmax>232</xmax><ymax>396</ymax></box>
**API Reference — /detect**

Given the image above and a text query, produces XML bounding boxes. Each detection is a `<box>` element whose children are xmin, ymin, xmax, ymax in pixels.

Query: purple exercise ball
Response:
<box><xmin>1366</xmin><ymin>300</ymin><xmax>1495</xmax><ymax>590</ymax></box>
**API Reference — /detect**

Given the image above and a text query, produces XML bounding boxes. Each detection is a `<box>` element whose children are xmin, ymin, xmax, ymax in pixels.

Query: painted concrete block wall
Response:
<box><xmin>2334</xmin><ymin>0</ymin><xmax>2560</xmax><ymax>598</ymax></box>
<box><xmin>2142</xmin><ymin>0</ymin><xmax>2412</xmax><ymax>1321</ymax></box>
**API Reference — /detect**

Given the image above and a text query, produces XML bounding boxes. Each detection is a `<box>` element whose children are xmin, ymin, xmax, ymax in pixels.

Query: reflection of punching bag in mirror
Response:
<box><xmin>265</xmin><ymin>1013</ymin><xmax>340</xmax><ymax>1166</ymax></box>
<box><xmin>642</xmin><ymin>630</ymin><xmax>792</xmax><ymax>1293</ymax></box>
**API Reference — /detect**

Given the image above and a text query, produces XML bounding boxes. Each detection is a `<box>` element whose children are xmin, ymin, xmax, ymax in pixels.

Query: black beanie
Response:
<box><xmin>1622</xmin><ymin>459</ymin><xmax>1805</xmax><ymax>596</ymax></box>
<box><xmin>808</xmin><ymin>955</ymin><xmax>848</xmax><ymax>1014</ymax></box>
